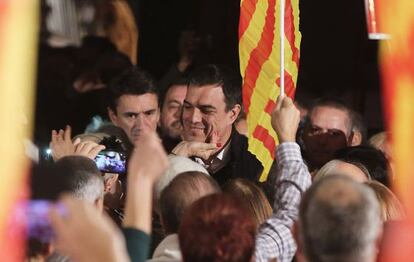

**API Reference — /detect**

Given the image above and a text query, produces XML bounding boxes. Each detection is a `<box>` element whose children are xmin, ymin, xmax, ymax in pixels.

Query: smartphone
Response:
<box><xmin>27</xmin><ymin>200</ymin><xmax>66</xmax><ymax>242</ymax></box>
<box><xmin>94</xmin><ymin>150</ymin><xmax>126</xmax><ymax>174</ymax></box>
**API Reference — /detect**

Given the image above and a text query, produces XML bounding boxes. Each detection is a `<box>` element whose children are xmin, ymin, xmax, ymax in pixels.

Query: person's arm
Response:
<box><xmin>123</xmin><ymin>132</ymin><xmax>169</xmax><ymax>262</ymax></box>
<box><xmin>254</xmin><ymin>97</ymin><xmax>312</xmax><ymax>262</ymax></box>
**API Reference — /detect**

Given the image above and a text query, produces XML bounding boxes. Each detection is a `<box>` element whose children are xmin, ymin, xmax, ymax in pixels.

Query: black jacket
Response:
<box><xmin>210</xmin><ymin>129</ymin><xmax>263</xmax><ymax>186</ymax></box>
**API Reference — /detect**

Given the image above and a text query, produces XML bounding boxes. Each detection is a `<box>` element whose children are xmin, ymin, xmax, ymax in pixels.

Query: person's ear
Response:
<box><xmin>351</xmin><ymin>131</ymin><xmax>362</xmax><ymax>146</ymax></box>
<box><xmin>95</xmin><ymin>197</ymin><xmax>104</xmax><ymax>213</ymax></box>
<box><xmin>105</xmin><ymin>174</ymin><xmax>119</xmax><ymax>192</ymax></box>
<box><xmin>228</xmin><ymin>104</ymin><xmax>241</xmax><ymax>124</ymax></box>
<box><xmin>108</xmin><ymin>107</ymin><xmax>119</xmax><ymax>126</ymax></box>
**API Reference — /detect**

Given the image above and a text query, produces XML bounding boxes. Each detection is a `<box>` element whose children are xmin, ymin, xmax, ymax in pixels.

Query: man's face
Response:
<box><xmin>302</xmin><ymin>106</ymin><xmax>352</xmax><ymax>168</ymax></box>
<box><xmin>160</xmin><ymin>85</ymin><xmax>187</xmax><ymax>139</ymax></box>
<box><xmin>182</xmin><ymin>85</ymin><xmax>240</xmax><ymax>143</ymax></box>
<box><xmin>108</xmin><ymin>94</ymin><xmax>160</xmax><ymax>143</ymax></box>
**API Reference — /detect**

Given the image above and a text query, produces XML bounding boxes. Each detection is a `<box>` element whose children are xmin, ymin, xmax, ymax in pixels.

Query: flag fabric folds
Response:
<box><xmin>0</xmin><ymin>0</ymin><xmax>38</xmax><ymax>260</ymax></box>
<box><xmin>239</xmin><ymin>0</ymin><xmax>301</xmax><ymax>181</ymax></box>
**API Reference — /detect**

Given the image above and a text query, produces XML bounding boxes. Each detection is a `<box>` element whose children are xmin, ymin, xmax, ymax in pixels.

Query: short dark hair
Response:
<box><xmin>159</xmin><ymin>76</ymin><xmax>189</xmax><ymax>108</ymax></box>
<box><xmin>305</xmin><ymin>97</ymin><xmax>354</xmax><ymax>135</ymax></box>
<box><xmin>334</xmin><ymin>145</ymin><xmax>391</xmax><ymax>187</ymax></box>
<box><xmin>159</xmin><ymin>171</ymin><xmax>220</xmax><ymax>234</ymax></box>
<box><xmin>107</xmin><ymin>66</ymin><xmax>158</xmax><ymax>112</ymax></box>
<box><xmin>179</xmin><ymin>193</ymin><xmax>256</xmax><ymax>262</ymax></box>
<box><xmin>54</xmin><ymin>156</ymin><xmax>104</xmax><ymax>203</ymax></box>
<box><xmin>188</xmin><ymin>64</ymin><xmax>242</xmax><ymax>111</ymax></box>
<box><xmin>299</xmin><ymin>175</ymin><xmax>381</xmax><ymax>262</ymax></box>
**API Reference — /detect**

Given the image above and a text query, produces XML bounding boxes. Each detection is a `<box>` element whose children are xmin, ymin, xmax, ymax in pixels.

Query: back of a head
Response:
<box><xmin>155</xmin><ymin>155</ymin><xmax>209</xmax><ymax>199</ymax></box>
<box><xmin>299</xmin><ymin>175</ymin><xmax>381</xmax><ymax>262</ymax></box>
<box><xmin>188</xmin><ymin>64</ymin><xmax>242</xmax><ymax>111</ymax></box>
<box><xmin>223</xmin><ymin>178</ymin><xmax>272</xmax><ymax>226</ymax></box>
<box><xmin>107</xmin><ymin>66</ymin><xmax>158</xmax><ymax>112</ymax></box>
<box><xmin>179</xmin><ymin>193</ymin><xmax>256</xmax><ymax>262</ymax></box>
<box><xmin>365</xmin><ymin>180</ymin><xmax>405</xmax><ymax>222</ymax></box>
<box><xmin>54</xmin><ymin>156</ymin><xmax>104</xmax><ymax>204</ymax></box>
<box><xmin>159</xmin><ymin>171</ymin><xmax>220</xmax><ymax>234</ymax></box>
<box><xmin>314</xmin><ymin>159</ymin><xmax>371</xmax><ymax>183</ymax></box>
<box><xmin>335</xmin><ymin>145</ymin><xmax>391</xmax><ymax>187</ymax></box>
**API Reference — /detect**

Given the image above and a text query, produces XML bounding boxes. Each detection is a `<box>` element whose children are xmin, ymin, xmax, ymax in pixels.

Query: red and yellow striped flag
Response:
<box><xmin>0</xmin><ymin>0</ymin><xmax>38</xmax><ymax>260</ymax></box>
<box><xmin>239</xmin><ymin>0</ymin><xmax>301</xmax><ymax>181</ymax></box>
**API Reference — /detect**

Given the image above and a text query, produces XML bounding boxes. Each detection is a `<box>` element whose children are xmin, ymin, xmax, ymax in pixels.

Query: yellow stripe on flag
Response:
<box><xmin>239</xmin><ymin>0</ymin><xmax>301</xmax><ymax>181</ymax></box>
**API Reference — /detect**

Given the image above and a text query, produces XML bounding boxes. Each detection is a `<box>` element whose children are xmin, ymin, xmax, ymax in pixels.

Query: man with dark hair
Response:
<box><xmin>301</xmin><ymin>98</ymin><xmax>364</xmax><ymax>171</ymax></box>
<box><xmin>54</xmin><ymin>155</ymin><xmax>105</xmax><ymax>211</ymax></box>
<box><xmin>297</xmin><ymin>175</ymin><xmax>382</xmax><ymax>262</ymax></box>
<box><xmin>28</xmin><ymin>156</ymin><xmax>105</xmax><ymax>261</ymax></box>
<box><xmin>172</xmin><ymin>64</ymin><xmax>262</xmax><ymax>185</ymax></box>
<box><xmin>158</xmin><ymin>77</ymin><xmax>188</xmax><ymax>152</ymax></box>
<box><xmin>107</xmin><ymin>66</ymin><xmax>160</xmax><ymax>143</ymax></box>
<box><xmin>149</xmin><ymin>171</ymin><xmax>220</xmax><ymax>261</ymax></box>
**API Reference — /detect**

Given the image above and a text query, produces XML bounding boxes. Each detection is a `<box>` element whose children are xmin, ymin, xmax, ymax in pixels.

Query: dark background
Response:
<box><xmin>135</xmin><ymin>0</ymin><xmax>385</xmax><ymax>134</ymax></box>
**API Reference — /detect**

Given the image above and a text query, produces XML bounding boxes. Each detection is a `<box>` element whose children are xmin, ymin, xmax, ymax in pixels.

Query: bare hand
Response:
<box><xmin>49</xmin><ymin>126</ymin><xmax>81</xmax><ymax>161</ymax></box>
<box><xmin>74</xmin><ymin>141</ymin><xmax>106</xmax><ymax>160</ymax></box>
<box><xmin>49</xmin><ymin>195</ymin><xmax>129</xmax><ymax>262</ymax></box>
<box><xmin>128</xmin><ymin>132</ymin><xmax>169</xmax><ymax>183</ymax></box>
<box><xmin>172</xmin><ymin>141</ymin><xmax>218</xmax><ymax>160</ymax></box>
<box><xmin>271</xmin><ymin>96</ymin><xmax>300</xmax><ymax>143</ymax></box>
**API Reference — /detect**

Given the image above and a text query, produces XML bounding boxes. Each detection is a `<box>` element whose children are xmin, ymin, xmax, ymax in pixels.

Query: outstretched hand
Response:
<box><xmin>271</xmin><ymin>96</ymin><xmax>300</xmax><ymax>143</ymax></box>
<box><xmin>74</xmin><ymin>141</ymin><xmax>106</xmax><ymax>160</ymax></box>
<box><xmin>124</xmin><ymin>132</ymin><xmax>169</xmax><ymax>233</ymax></box>
<box><xmin>50</xmin><ymin>126</ymin><xmax>80</xmax><ymax>161</ymax></box>
<box><xmin>172</xmin><ymin>141</ymin><xmax>218</xmax><ymax>160</ymax></box>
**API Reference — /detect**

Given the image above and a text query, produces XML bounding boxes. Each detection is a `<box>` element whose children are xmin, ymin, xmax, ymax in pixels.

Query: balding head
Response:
<box><xmin>159</xmin><ymin>171</ymin><xmax>220</xmax><ymax>234</ymax></box>
<box><xmin>298</xmin><ymin>175</ymin><xmax>382</xmax><ymax>262</ymax></box>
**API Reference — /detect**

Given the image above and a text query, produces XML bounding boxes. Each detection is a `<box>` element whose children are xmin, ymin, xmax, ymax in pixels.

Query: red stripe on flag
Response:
<box><xmin>242</xmin><ymin>0</ymin><xmax>276</xmax><ymax>113</ymax></box>
<box><xmin>253</xmin><ymin>125</ymin><xmax>276</xmax><ymax>158</ymax></box>
<box><xmin>265</xmin><ymin>99</ymin><xmax>276</xmax><ymax>114</ymax></box>
<box><xmin>239</xmin><ymin>0</ymin><xmax>259</xmax><ymax>39</ymax></box>
<box><xmin>276</xmin><ymin>70</ymin><xmax>296</xmax><ymax>99</ymax></box>
<box><xmin>285</xmin><ymin>0</ymin><xmax>300</xmax><ymax>66</ymax></box>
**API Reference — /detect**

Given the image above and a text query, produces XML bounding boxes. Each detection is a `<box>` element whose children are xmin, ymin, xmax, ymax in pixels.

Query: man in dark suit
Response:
<box><xmin>171</xmin><ymin>64</ymin><xmax>262</xmax><ymax>185</ymax></box>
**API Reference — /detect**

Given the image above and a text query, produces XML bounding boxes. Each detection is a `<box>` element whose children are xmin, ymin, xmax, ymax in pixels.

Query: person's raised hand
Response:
<box><xmin>49</xmin><ymin>195</ymin><xmax>129</xmax><ymax>262</ymax></box>
<box><xmin>50</xmin><ymin>126</ymin><xmax>81</xmax><ymax>161</ymax></box>
<box><xmin>172</xmin><ymin>141</ymin><xmax>218</xmax><ymax>160</ymax></box>
<box><xmin>124</xmin><ymin>132</ymin><xmax>169</xmax><ymax>233</ymax></box>
<box><xmin>128</xmin><ymin>132</ymin><xmax>169</xmax><ymax>184</ymax></box>
<box><xmin>271</xmin><ymin>96</ymin><xmax>300</xmax><ymax>143</ymax></box>
<box><xmin>74</xmin><ymin>141</ymin><xmax>106</xmax><ymax>160</ymax></box>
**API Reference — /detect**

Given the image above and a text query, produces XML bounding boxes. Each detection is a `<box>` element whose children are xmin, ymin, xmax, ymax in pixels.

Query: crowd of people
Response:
<box><xmin>28</xmin><ymin>1</ymin><xmax>407</xmax><ymax>262</ymax></box>
<box><xmin>29</xmin><ymin>61</ymin><xmax>404</xmax><ymax>262</ymax></box>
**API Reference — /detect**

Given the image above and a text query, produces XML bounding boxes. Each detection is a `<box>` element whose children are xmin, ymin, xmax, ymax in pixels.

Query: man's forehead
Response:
<box><xmin>116</xmin><ymin>93</ymin><xmax>159</xmax><ymax>110</ymax></box>
<box><xmin>186</xmin><ymin>84</ymin><xmax>225</xmax><ymax>104</ymax></box>
<box><xmin>310</xmin><ymin>106</ymin><xmax>351</xmax><ymax>130</ymax></box>
<box><xmin>165</xmin><ymin>85</ymin><xmax>187</xmax><ymax>100</ymax></box>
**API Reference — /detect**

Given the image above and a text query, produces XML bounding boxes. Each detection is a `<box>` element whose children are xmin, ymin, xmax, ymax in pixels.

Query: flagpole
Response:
<box><xmin>280</xmin><ymin>0</ymin><xmax>285</xmax><ymax>97</ymax></box>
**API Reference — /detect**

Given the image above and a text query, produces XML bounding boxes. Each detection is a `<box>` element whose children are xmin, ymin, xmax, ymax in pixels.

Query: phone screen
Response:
<box><xmin>27</xmin><ymin>200</ymin><xmax>66</xmax><ymax>242</ymax></box>
<box><xmin>95</xmin><ymin>151</ymin><xmax>126</xmax><ymax>174</ymax></box>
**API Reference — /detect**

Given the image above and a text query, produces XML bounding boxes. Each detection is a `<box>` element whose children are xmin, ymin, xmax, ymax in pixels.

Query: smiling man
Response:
<box><xmin>159</xmin><ymin>78</ymin><xmax>188</xmax><ymax>152</ymax></box>
<box><xmin>174</xmin><ymin>64</ymin><xmax>262</xmax><ymax>185</ymax></box>
<box><xmin>107</xmin><ymin>67</ymin><xmax>160</xmax><ymax>144</ymax></box>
